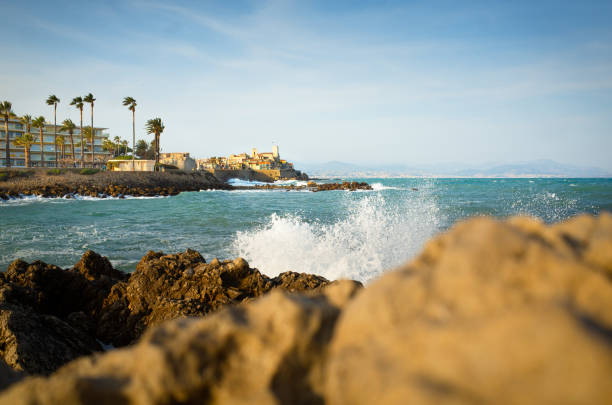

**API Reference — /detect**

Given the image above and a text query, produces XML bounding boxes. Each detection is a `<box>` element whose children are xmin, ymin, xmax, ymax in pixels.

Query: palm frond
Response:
<box><xmin>46</xmin><ymin>95</ymin><xmax>60</xmax><ymax>105</ymax></box>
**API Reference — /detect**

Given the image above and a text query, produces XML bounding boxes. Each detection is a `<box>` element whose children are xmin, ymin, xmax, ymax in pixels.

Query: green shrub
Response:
<box><xmin>46</xmin><ymin>168</ymin><xmax>62</xmax><ymax>175</ymax></box>
<box><xmin>80</xmin><ymin>168</ymin><xmax>99</xmax><ymax>175</ymax></box>
<box><xmin>0</xmin><ymin>172</ymin><xmax>7</xmax><ymax>181</ymax></box>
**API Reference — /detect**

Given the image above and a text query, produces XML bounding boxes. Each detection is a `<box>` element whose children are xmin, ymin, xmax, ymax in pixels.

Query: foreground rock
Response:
<box><xmin>1</xmin><ymin>213</ymin><xmax>611</xmax><ymax>404</ymax></box>
<box><xmin>0</xmin><ymin>250</ymin><xmax>332</xmax><ymax>374</ymax></box>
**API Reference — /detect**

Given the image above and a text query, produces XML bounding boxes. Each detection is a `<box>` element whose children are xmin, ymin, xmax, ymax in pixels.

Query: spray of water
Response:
<box><xmin>232</xmin><ymin>188</ymin><xmax>441</xmax><ymax>283</ymax></box>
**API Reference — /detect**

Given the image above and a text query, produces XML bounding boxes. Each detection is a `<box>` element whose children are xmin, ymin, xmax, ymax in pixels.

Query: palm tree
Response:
<box><xmin>145</xmin><ymin>118</ymin><xmax>164</xmax><ymax>171</ymax></box>
<box><xmin>113</xmin><ymin>135</ymin><xmax>121</xmax><ymax>157</ymax></box>
<box><xmin>1</xmin><ymin>101</ymin><xmax>16</xmax><ymax>168</ymax></box>
<box><xmin>56</xmin><ymin>135</ymin><xmax>66</xmax><ymax>161</ymax></box>
<box><xmin>123</xmin><ymin>96</ymin><xmax>137</xmax><ymax>171</ymax></box>
<box><xmin>60</xmin><ymin>119</ymin><xmax>77</xmax><ymax>166</ymax></box>
<box><xmin>20</xmin><ymin>115</ymin><xmax>32</xmax><ymax>137</ymax></box>
<box><xmin>83</xmin><ymin>93</ymin><xmax>95</xmax><ymax>166</ymax></box>
<box><xmin>32</xmin><ymin>116</ymin><xmax>46</xmax><ymax>167</ymax></box>
<box><xmin>15</xmin><ymin>133</ymin><xmax>36</xmax><ymax>167</ymax></box>
<box><xmin>122</xmin><ymin>139</ymin><xmax>129</xmax><ymax>155</ymax></box>
<box><xmin>70</xmin><ymin>96</ymin><xmax>85</xmax><ymax>167</ymax></box>
<box><xmin>83</xmin><ymin>126</ymin><xmax>95</xmax><ymax>165</ymax></box>
<box><xmin>46</xmin><ymin>95</ymin><xmax>60</xmax><ymax>167</ymax></box>
<box><xmin>18</xmin><ymin>114</ymin><xmax>34</xmax><ymax>168</ymax></box>
<box><xmin>102</xmin><ymin>139</ymin><xmax>115</xmax><ymax>157</ymax></box>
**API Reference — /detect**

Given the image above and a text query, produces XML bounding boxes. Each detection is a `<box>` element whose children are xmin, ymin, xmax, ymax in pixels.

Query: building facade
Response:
<box><xmin>107</xmin><ymin>159</ymin><xmax>155</xmax><ymax>172</ymax></box>
<box><xmin>159</xmin><ymin>152</ymin><xmax>196</xmax><ymax>171</ymax></box>
<box><xmin>0</xmin><ymin>117</ymin><xmax>111</xmax><ymax>167</ymax></box>
<box><xmin>198</xmin><ymin>145</ymin><xmax>293</xmax><ymax>171</ymax></box>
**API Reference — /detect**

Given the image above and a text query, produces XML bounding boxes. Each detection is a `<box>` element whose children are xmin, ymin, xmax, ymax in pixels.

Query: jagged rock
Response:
<box><xmin>1</xmin><ymin>214</ymin><xmax>610</xmax><ymax>404</ymax></box>
<box><xmin>2</xmin><ymin>252</ymin><xmax>124</xmax><ymax>320</ymax></box>
<box><xmin>0</xmin><ymin>299</ymin><xmax>101</xmax><ymax>376</ymax></box>
<box><xmin>272</xmin><ymin>271</ymin><xmax>330</xmax><ymax>293</ymax></box>
<box><xmin>0</xmin><ymin>252</ymin><xmax>127</xmax><ymax>374</ymax></box>
<box><xmin>97</xmin><ymin>250</ymin><xmax>331</xmax><ymax>346</ymax></box>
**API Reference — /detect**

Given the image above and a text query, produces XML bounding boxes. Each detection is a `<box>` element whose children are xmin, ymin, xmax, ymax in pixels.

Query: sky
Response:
<box><xmin>1</xmin><ymin>0</ymin><xmax>612</xmax><ymax>169</ymax></box>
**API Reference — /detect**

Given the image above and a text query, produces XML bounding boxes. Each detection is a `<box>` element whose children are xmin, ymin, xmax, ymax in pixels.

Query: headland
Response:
<box><xmin>0</xmin><ymin>168</ymin><xmax>230</xmax><ymax>199</ymax></box>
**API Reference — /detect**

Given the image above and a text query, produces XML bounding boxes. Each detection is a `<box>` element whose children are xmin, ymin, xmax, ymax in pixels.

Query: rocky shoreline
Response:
<box><xmin>0</xmin><ymin>169</ymin><xmax>230</xmax><ymax>199</ymax></box>
<box><xmin>0</xmin><ymin>170</ymin><xmax>373</xmax><ymax>199</ymax></box>
<box><xmin>237</xmin><ymin>181</ymin><xmax>373</xmax><ymax>192</ymax></box>
<box><xmin>0</xmin><ymin>249</ymin><xmax>340</xmax><ymax>377</ymax></box>
<box><xmin>0</xmin><ymin>214</ymin><xmax>609</xmax><ymax>403</ymax></box>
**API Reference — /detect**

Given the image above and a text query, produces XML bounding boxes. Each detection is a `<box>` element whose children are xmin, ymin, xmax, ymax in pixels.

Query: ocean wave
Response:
<box><xmin>370</xmin><ymin>182</ymin><xmax>402</xmax><ymax>191</ymax></box>
<box><xmin>226</xmin><ymin>178</ymin><xmax>269</xmax><ymax>187</ymax></box>
<box><xmin>273</xmin><ymin>179</ymin><xmax>310</xmax><ymax>187</ymax></box>
<box><xmin>232</xmin><ymin>189</ymin><xmax>441</xmax><ymax>283</ymax></box>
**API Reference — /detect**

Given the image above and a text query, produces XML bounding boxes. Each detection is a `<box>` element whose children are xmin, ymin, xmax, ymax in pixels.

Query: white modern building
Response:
<box><xmin>0</xmin><ymin>117</ymin><xmax>111</xmax><ymax>167</ymax></box>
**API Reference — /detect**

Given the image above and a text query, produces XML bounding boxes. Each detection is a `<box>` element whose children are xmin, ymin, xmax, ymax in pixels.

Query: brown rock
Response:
<box><xmin>0</xmin><ymin>296</ymin><xmax>101</xmax><ymax>376</ymax></box>
<box><xmin>325</xmin><ymin>214</ymin><xmax>612</xmax><ymax>404</ymax></box>
<box><xmin>97</xmin><ymin>250</ymin><xmax>330</xmax><ymax>346</ymax></box>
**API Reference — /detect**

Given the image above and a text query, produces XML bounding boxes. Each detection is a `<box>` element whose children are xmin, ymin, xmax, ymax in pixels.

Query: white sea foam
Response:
<box><xmin>227</xmin><ymin>178</ymin><xmax>269</xmax><ymax>187</ymax></box>
<box><xmin>273</xmin><ymin>179</ymin><xmax>310</xmax><ymax>187</ymax></box>
<box><xmin>232</xmin><ymin>188</ymin><xmax>441</xmax><ymax>283</ymax></box>
<box><xmin>227</xmin><ymin>178</ymin><xmax>312</xmax><ymax>188</ymax></box>
<box><xmin>0</xmin><ymin>194</ymin><xmax>166</xmax><ymax>205</ymax></box>
<box><xmin>370</xmin><ymin>182</ymin><xmax>402</xmax><ymax>191</ymax></box>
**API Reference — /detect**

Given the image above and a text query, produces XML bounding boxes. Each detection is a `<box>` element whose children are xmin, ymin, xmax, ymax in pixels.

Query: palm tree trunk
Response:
<box><xmin>3</xmin><ymin>118</ymin><xmax>9</xmax><ymax>169</ymax></box>
<box><xmin>80</xmin><ymin>109</ymin><xmax>84</xmax><ymax>168</ymax></box>
<box><xmin>155</xmin><ymin>132</ymin><xmax>159</xmax><ymax>171</ymax></box>
<box><xmin>25</xmin><ymin>147</ymin><xmax>30</xmax><ymax>168</ymax></box>
<box><xmin>91</xmin><ymin>105</ymin><xmax>94</xmax><ymax>167</ymax></box>
<box><xmin>39</xmin><ymin>128</ymin><xmax>44</xmax><ymax>168</ymax></box>
<box><xmin>54</xmin><ymin>104</ymin><xmax>57</xmax><ymax>167</ymax></box>
<box><xmin>132</xmin><ymin>109</ymin><xmax>135</xmax><ymax>171</ymax></box>
<box><xmin>69</xmin><ymin>132</ymin><xmax>75</xmax><ymax>167</ymax></box>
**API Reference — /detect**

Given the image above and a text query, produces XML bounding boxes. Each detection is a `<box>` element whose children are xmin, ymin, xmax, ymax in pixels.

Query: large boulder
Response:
<box><xmin>324</xmin><ymin>214</ymin><xmax>612</xmax><ymax>404</ymax></box>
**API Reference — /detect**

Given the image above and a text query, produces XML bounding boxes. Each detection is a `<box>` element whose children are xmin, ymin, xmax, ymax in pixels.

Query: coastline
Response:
<box><xmin>0</xmin><ymin>169</ymin><xmax>231</xmax><ymax>199</ymax></box>
<box><xmin>0</xmin><ymin>169</ymin><xmax>374</xmax><ymax>199</ymax></box>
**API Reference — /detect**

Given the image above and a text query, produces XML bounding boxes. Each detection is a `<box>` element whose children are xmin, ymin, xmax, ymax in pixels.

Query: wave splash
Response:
<box><xmin>232</xmin><ymin>190</ymin><xmax>442</xmax><ymax>283</ymax></box>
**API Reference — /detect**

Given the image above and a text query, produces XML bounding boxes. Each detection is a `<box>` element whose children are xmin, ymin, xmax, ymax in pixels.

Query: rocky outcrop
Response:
<box><xmin>310</xmin><ymin>181</ymin><xmax>372</xmax><ymax>191</ymax></box>
<box><xmin>241</xmin><ymin>181</ymin><xmax>373</xmax><ymax>192</ymax></box>
<box><xmin>0</xmin><ymin>170</ymin><xmax>230</xmax><ymax>199</ymax></box>
<box><xmin>1</xmin><ymin>214</ymin><xmax>610</xmax><ymax>404</ymax></box>
<box><xmin>98</xmin><ymin>250</ymin><xmax>332</xmax><ymax>346</ymax></box>
<box><xmin>0</xmin><ymin>249</ymin><xmax>333</xmax><ymax>374</ymax></box>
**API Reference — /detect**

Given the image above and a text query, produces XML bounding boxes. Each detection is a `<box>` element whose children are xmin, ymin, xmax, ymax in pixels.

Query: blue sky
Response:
<box><xmin>2</xmin><ymin>0</ymin><xmax>612</xmax><ymax>169</ymax></box>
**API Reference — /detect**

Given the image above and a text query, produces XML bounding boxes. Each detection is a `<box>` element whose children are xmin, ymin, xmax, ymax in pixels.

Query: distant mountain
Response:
<box><xmin>296</xmin><ymin>159</ymin><xmax>611</xmax><ymax>178</ymax></box>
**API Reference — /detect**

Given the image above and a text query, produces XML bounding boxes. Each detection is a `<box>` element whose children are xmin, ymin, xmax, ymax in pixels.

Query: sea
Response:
<box><xmin>1</xmin><ymin>178</ymin><xmax>611</xmax><ymax>283</ymax></box>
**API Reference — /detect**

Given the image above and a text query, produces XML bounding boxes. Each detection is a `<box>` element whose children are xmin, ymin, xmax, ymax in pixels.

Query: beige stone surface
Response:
<box><xmin>325</xmin><ymin>214</ymin><xmax>612</xmax><ymax>405</ymax></box>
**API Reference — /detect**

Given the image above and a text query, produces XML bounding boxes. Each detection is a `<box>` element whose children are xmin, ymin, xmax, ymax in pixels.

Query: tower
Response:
<box><xmin>272</xmin><ymin>145</ymin><xmax>279</xmax><ymax>159</ymax></box>
<box><xmin>251</xmin><ymin>148</ymin><xmax>258</xmax><ymax>158</ymax></box>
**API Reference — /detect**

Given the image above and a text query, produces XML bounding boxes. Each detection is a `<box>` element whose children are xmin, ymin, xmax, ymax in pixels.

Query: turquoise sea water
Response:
<box><xmin>1</xmin><ymin>178</ymin><xmax>611</xmax><ymax>282</ymax></box>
